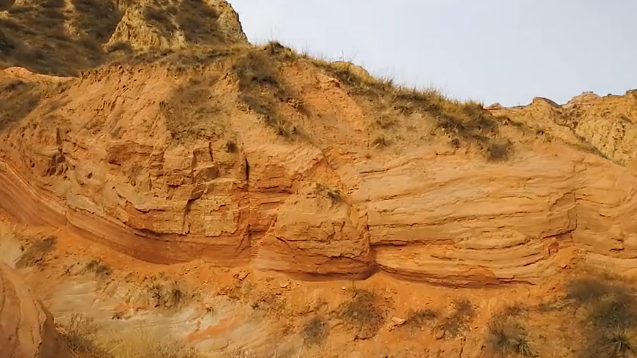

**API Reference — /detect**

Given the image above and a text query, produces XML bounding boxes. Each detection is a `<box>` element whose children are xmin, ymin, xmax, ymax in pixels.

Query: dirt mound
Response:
<box><xmin>0</xmin><ymin>0</ymin><xmax>246</xmax><ymax>75</ymax></box>
<box><xmin>1</xmin><ymin>43</ymin><xmax>637</xmax><ymax>287</ymax></box>
<box><xmin>0</xmin><ymin>262</ymin><xmax>67</xmax><ymax>358</ymax></box>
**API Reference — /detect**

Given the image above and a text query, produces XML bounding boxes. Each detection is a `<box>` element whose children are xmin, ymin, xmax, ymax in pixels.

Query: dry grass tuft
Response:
<box><xmin>404</xmin><ymin>308</ymin><xmax>438</xmax><ymax>330</ymax></box>
<box><xmin>371</xmin><ymin>135</ymin><xmax>390</xmax><ymax>149</ymax></box>
<box><xmin>146</xmin><ymin>279</ymin><xmax>186</xmax><ymax>309</ymax></box>
<box><xmin>84</xmin><ymin>259</ymin><xmax>112</xmax><ymax>277</ymax></box>
<box><xmin>58</xmin><ymin>314</ymin><xmax>202</xmax><ymax>358</ymax></box>
<box><xmin>15</xmin><ymin>234</ymin><xmax>56</xmax><ymax>268</ymax></box>
<box><xmin>315</xmin><ymin>183</ymin><xmax>343</xmax><ymax>205</ymax></box>
<box><xmin>564</xmin><ymin>277</ymin><xmax>637</xmax><ymax>358</ymax></box>
<box><xmin>441</xmin><ymin>299</ymin><xmax>474</xmax><ymax>338</ymax></box>
<box><xmin>487</xmin><ymin>317</ymin><xmax>536</xmax><ymax>357</ymax></box>
<box><xmin>302</xmin><ymin>316</ymin><xmax>329</xmax><ymax>346</ymax></box>
<box><xmin>337</xmin><ymin>288</ymin><xmax>386</xmax><ymax>339</ymax></box>
<box><xmin>102</xmin><ymin>330</ymin><xmax>203</xmax><ymax>358</ymax></box>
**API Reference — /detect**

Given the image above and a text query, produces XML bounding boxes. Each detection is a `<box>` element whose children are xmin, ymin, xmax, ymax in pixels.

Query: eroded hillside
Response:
<box><xmin>2</xmin><ymin>1</ymin><xmax>637</xmax><ymax>357</ymax></box>
<box><xmin>490</xmin><ymin>91</ymin><xmax>637</xmax><ymax>170</ymax></box>
<box><xmin>0</xmin><ymin>0</ymin><xmax>246</xmax><ymax>75</ymax></box>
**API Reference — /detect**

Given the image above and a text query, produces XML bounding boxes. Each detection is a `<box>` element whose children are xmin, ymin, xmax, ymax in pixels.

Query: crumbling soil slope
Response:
<box><xmin>0</xmin><ymin>261</ymin><xmax>67</xmax><ymax>358</ymax></box>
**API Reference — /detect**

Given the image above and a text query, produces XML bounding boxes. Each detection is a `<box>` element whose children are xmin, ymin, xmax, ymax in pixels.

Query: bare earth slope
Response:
<box><xmin>0</xmin><ymin>262</ymin><xmax>66</xmax><ymax>358</ymax></box>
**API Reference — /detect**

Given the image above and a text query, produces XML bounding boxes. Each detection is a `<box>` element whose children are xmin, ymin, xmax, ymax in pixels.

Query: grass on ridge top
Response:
<box><xmin>108</xmin><ymin>39</ymin><xmax>513</xmax><ymax>159</ymax></box>
<box><xmin>250</xmin><ymin>41</ymin><xmax>510</xmax><ymax>159</ymax></box>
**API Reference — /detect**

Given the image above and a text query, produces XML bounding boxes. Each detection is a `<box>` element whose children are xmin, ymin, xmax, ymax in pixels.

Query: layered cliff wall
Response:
<box><xmin>2</xmin><ymin>50</ymin><xmax>637</xmax><ymax>287</ymax></box>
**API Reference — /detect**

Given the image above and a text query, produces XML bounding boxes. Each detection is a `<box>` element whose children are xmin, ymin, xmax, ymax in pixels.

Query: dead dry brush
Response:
<box><xmin>486</xmin><ymin>303</ymin><xmax>536</xmax><ymax>358</ymax></box>
<box><xmin>336</xmin><ymin>288</ymin><xmax>386</xmax><ymax>339</ymax></box>
<box><xmin>487</xmin><ymin>318</ymin><xmax>536</xmax><ymax>357</ymax></box>
<box><xmin>15</xmin><ymin>234</ymin><xmax>56</xmax><ymax>268</ymax></box>
<box><xmin>564</xmin><ymin>277</ymin><xmax>637</xmax><ymax>358</ymax></box>
<box><xmin>403</xmin><ymin>308</ymin><xmax>439</xmax><ymax>331</ymax></box>
<box><xmin>440</xmin><ymin>298</ymin><xmax>475</xmax><ymax>338</ymax></box>
<box><xmin>302</xmin><ymin>316</ymin><xmax>329</xmax><ymax>346</ymax></box>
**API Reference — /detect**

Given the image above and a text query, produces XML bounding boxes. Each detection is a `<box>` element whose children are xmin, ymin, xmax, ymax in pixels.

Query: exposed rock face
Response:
<box><xmin>0</xmin><ymin>262</ymin><xmax>66</xmax><ymax>358</ymax></box>
<box><xmin>1</xmin><ymin>59</ymin><xmax>637</xmax><ymax>287</ymax></box>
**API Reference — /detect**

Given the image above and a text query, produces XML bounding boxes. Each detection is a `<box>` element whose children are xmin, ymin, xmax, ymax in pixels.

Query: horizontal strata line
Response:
<box><xmin>371</xmin><ymin>238</ymin><xmax>547</xmax><ymax>249</ymax></box>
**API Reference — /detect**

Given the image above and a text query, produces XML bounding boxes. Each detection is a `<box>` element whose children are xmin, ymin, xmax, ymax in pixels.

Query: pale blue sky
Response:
<box><xmin>227</xmin><ymin>0</ymin><xmax>636</xmax><ymax>107</ymax></box>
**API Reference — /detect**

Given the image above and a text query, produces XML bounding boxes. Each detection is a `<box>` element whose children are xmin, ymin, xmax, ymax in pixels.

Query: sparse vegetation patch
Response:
<box><xmin>15</xmin><ymin>234</ymin><xmax>56</xmax><ymax>268</ymax></box>
<box><xmin>306</xmin><ymin>56</ymin><xmax>517</xmax><ymax>160</ymax></box>
<box><xmin>487</xmin><ymin>317</ymin><xmax>536</xmax><ymax>357</ymax></box>
<box><xmin>302</xmin><ymin>317</ymin><xmax>329</xmax><ymax>346</ymax></box>
<box><xmin>337</xmin><ymin>289</ymin><xmax>386</xmax><ymax>339</ymax></box>
<box><xmin>0</xmin><ymin>78</ymin><xmax>46</xmax><ymax>132</ymax></box>
<box><xmin>404</xmin><ymin>308</ymin><xmax>438</xmax><ymax>330</ymax></box>
<box><xmin>565</xmin><ymin>277</ymin><xmax>637</xmax><ymax>358</ymax></box>
<box><xmin>161</xmin><ymin>75</ymin><xmax>226</xmax><ymax>142</ymax></box>
<box><xmin>231</xmin><ymin>43</ymin><xmax>305</xmax><ymax>138</ymax></box>
<box><xmin>485</xmin><ymin>140</ymin><xmax>513</xmax><ymax>162</ymax></box>
<box><xmin>440</xmin><ymin>299</ymin><xmax>474</xmax><ymax>338</ymax></box>
<box><xmin>84</xmin><ymin>259</ymin><xmax>112</xmax><ymax>277</ymax></box>
<box><xmin>315</xmin><ymin>183</ymin><xmax>343</xmax><ymax>205</ymax></box>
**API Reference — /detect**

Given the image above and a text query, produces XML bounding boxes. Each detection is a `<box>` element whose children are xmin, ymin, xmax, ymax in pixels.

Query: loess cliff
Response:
<box><xmin>1</xmin><ymin>45</ymin><xmax>637</xmax><ymax>287</ymax></box>
<box><xmin>3</xmin><ymin>1</ymin><xmax>637</xmax><ymax>357</ymax></box>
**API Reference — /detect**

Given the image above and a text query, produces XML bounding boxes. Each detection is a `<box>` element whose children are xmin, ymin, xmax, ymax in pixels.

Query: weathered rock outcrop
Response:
<box><xmin>493</xmin><ymin>90</ymin><xmax>637</xmax><ymax>170</ymax></box>
<box><xmin>0</xmin><ymin>262</ymin><xmax>66</xmax><ymax>358</ymax></box>
<box><xmin>1</xmin><ymin>50</ymin><xmax>637</xmax><ymax>287</ymax></box>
